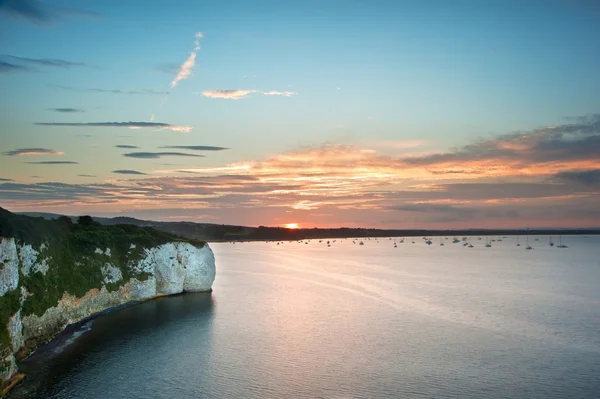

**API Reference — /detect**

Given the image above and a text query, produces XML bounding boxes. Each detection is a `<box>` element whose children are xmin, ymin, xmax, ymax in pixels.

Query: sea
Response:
<box><xmin>9</xmin><ymin>235</ymin><xmax>600</xmax><ymax>398</ymax></box>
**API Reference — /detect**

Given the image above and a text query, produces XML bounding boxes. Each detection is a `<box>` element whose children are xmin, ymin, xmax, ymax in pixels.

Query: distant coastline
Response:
<box><xmin>16</xmin><ymin>212</ymin><xmax>600</xmax><ymax>242</ymax></box>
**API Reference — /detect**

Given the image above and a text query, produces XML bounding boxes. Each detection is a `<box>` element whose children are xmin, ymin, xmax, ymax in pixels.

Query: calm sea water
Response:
<box><xmin>10</xmin><ymin>236</ymin><xmax>600</xmax><ymax>399</ymax></box>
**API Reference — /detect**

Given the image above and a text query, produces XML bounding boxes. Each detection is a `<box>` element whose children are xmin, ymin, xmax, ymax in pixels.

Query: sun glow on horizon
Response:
<box><xmin>284</xmin><ymin>223</ymin><xmax>300</xmax><ymax>229</ymax></box>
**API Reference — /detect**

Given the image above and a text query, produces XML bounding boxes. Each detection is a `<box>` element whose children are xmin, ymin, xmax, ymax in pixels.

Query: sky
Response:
<box><xmin>1</xmin><ymin>0</ymin><xmax>599</xmax><ymax>229</ymax></box>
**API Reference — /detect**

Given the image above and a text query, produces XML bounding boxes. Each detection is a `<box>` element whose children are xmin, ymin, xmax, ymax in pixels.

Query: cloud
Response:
<box><xmin>201</xmin><ymin>89</ymin><xmax>257</xmax><ymax>100</ymax></box>
<box><xmin>1</xmin><ymin>54</ymin><xmax>85</xmax><ymax>68</ymax></box>
<box><xmin>78</xmin><ymin>174</ymin><xmax>96</xmax><ymax>178</ymax></box>
<box><xmin>0</xmin><ymin>0</ymin><xmax>101</xmax><ymax>24</ymax></box>
<box><xmin>0</xmin><ymin>60</ymin><xmax>31</xmax><ymax>73</ymax></box>
<box><xmin>262</xmin><ymin>91</ymin><xmax>297</xmax><ymax>97</ymax></box>
<box><xmin>200</xmin><ymin>89</ymin><xmax>298</xmax><ymax>100</ymax></box>
<box><xmin>51</xmin><ymin>85</ymin><xmax>169</xmax><ymax>95</ymax></box>
<box><xmin>112</xmin><ymin>170</ymin><xmax>147</xmax><ymax>175</ymax></box>
<box><xmin>554</xmin><ymin>169</ymin><xmax>600</xmax><ymax>186</ymax></box>
<box><xmin>46</xmin><ymin>108</ymin><xmax>84</xmax><ymax>113</ymax></box>
<box><xmin>4</xmin><ymin>148</ymin><xmax>64</xmax><ymax>156</ymax></box>
<box><xmin>171</xmin><ymin>32</ymin><xmax>203</xmax><ymax>88</ymax></box>
<box><xmin>0</xmin><ymin>178</ymin><xmax>14</xmax><ymax>182</ymax></box>
<box><xmin>405</xmin><ymin>114</ymin><xmax>600</xmax><ymax>174</ymax></box>
<box><xmin>115</xmin><ymin>145</ymin><xmax>139</xmax><ymax>149</ymax></box>
<box><xmin>124</xmin><ymin>152</ymin><xmax>204</xmax><ymax>159</ymax></box>
<box><xmin>0</xmin><ymin>0</ymin><xmax>49</xmax><ymax>23</ymax></box>
<box><xmin>3</xmin><ymin>113</ymin><xmax>600</xmax><ymax>228</ymax></box>
<box><xmin>25</xmin><ymin>161</ymin><xmax>77</xmax><ymax>164</ymax></box>
<box><xmin>35</xmin><ymin>121</ymin><xmax>192</xmax><ymax>132</ymax></box>
<box><xmin>158</xmin><ymin>145</ymin><xmax>229</xmax><ymax>151</ymax></box>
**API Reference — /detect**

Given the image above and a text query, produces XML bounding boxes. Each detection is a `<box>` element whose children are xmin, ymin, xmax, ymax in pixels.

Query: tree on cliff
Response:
<box><xmin>77</xmin><ymin>215</ymin><xmax>95</xmax><ymax>226</ymax></box>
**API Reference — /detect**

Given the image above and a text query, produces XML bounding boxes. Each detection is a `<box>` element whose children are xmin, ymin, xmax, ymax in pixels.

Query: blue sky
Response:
<box><xmin>1</xmin><ymin>0</ymin><xmax>599</xmax><ymax>228</ymax></box>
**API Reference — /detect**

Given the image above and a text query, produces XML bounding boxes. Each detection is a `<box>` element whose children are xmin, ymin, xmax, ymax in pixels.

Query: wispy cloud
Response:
<box><xmin>78</xmin><ymin>174</ymin><xmax>97</xmax><ymax>178</ymax></box>
<box><xmin>0</xmin><ymin>178</ymin><xmax>14</xmax><ymax>182</ymax></box>
<box><xmin>0</xmin><ymin>0</ymin><xmax>49</xmax><ymax>23</ymax></box>
<box><xmin>46</xmin><ymin>107</ymin><xmax>84</xmax><ymax>113</ymax></box>
<box><xmin>0</xmin><ymin>60</ymin><xmax>31</xmax><ymax>73</ymax></box>
<box><xmin>1</xmin><ymin>54</ymin><xmax>85</xmax><ymax>68</ymax></box>
<box><xmin>201</xmin><ymin>89</ymin><xmax>257</xmax><ymax>100</ymax></box>
<box><xmin>124</xmin><ymin>152</ymin><xmax>204</xmax><ymax>159</ymax></box>
<box><xmin>200</xmin><ymin>89</ymin><xmax>297</xmax><ymax>99</ymax></box>
<box><xmin>0</xmin><ymin>0</ymin><xmax>101</xmax><ymax>24</ymax></box>
<box><xmin>262</xmin><ymin>90</ymin><xmax>297</xmax><ymax>97</ymax></box>
<box><xmin>115</xmin><ymin>145</ymin><xmax>139</xmax><ymax>149</ymax></box>
<box><xmin>51</xmin><ymin>85</ymin><xmax>169</xmax><ymax>95</ymax></box>
<box><xmin>159</xmin><ymin>145</ymin><xmax>229</xmax><ymax>151</ymax></box>
<box><xmin>554</xmin><ymin>169</ymin><xmax>600</xmax><ymax>186</ymax></box>
<box><xmin>25</xmin><ymin>161</ymin><xmax>77</xmax><ymax>164</ymax></box>
<box><xmin>35</xmin><ymin>121</ymin><xmax>192</xmax><ymax>132</ymax></box>
<box><xmin>4</xmin><ymin>148</ymin><xmax>64</xmax><ymax>156</ymax></box>
<box><xmin>112</xmin><ymin>169</ymin><xmax>147</xmax><ymax>175</ymax></box>
<box><xmin>171</xmin><ymin>32</ymin><xmax>203</xmax><ymax>88</ymax></box>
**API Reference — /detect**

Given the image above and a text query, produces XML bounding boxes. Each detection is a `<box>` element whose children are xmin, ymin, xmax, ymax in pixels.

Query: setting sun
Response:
<box><xmin>284</xmin><ymin>223</ymin><xmax>300</xmax><ymax>229</ymax></box>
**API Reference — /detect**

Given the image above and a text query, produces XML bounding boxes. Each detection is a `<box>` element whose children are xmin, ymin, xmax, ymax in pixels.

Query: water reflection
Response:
<box><xmin>13</xmin><ymin>293</ymin><xmax>215</xmax><ymax>398</ymax></box>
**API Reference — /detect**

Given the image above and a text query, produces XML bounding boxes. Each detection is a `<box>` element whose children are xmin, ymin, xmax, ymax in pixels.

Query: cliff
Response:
<box><xmin>0</xmin><ymin>207</ymin><xmax>215</xmax><ymax>390</ymax></box>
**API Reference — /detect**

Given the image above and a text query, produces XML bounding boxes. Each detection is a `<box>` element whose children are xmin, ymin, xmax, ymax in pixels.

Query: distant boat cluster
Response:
<box><xmin>230</xmin><ymin>234</ymin><xmax>570</xmax><ymax>249</ymax></box>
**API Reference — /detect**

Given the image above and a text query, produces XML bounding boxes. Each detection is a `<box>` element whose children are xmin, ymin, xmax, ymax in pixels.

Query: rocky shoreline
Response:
<box><xmin>0</xmin><ymin>237</ymin><xmax>216</xmax><ymax>396</ymax></box>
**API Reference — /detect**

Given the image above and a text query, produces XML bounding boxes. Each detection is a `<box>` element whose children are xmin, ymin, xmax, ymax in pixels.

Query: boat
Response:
<box><xmin>525</xmin><ymin>230</ymin><xmax>533</xmax><ymax>250</ymax></box>
<box><xmin>425</xmin><ymin>239</ymin><xmax>432</xmax><ymax>245</ymax></box>
<box><xmin>452</xmin><ymin>237</ymin><xmax>460</xmax><ymax>243</ymax></box>
<box><xmin>557</xmin><ymin>234</ymin><xmax>568</xmax><ymax>248</ymax></box>
<box><xmin>359</xmin><ymin>241</ymin><xmax>364</xmax><ymax>246</ymax></box>
<box><xmin>440</xmin><ymin>236</ymin><xmax>444</xmax><ymax>246</ymax></box>
<box><xmin>549</xmin><ymin>236</ymin><xmax>554</xmax><ymax>247</ymax></box>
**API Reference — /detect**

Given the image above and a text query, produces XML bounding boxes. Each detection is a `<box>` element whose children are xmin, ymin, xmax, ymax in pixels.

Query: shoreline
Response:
<box><xmin>3</xmin><ymin>290</ymin><xmax>212</xmax><ymax>397</ymax></box>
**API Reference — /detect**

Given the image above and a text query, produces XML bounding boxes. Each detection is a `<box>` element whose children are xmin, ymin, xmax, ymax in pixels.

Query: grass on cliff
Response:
<box><xmin>0</xmin><ymin>207</ymin><xmax>204</xmax><ymax>333</ymax></box>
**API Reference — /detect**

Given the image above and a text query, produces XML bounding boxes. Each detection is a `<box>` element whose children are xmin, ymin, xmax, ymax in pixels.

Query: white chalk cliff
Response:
<box><xmin>0</xmin><ymin>238</ymin><xmax>215</xmax><ymax>385</ymax></box>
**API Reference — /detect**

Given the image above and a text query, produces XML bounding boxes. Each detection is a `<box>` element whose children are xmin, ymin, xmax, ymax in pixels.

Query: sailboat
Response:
<box><xmin>525</xmin><ymin>230</ymin><xmax>533</xmax><ymax>250</ymax></box>
<box><xmin>557</xmin><ymin>234</ymin><xmax>568</xmax><ymax>248</ymax></box>
<box><xmin>549</xmin><ymin>236</ymin><xmax>554</xmax><ymax>247</ymax></box>
<box><xmin>485</xmin><ymin>237</ymin><xmax>492</xmax><ymax>248</ymax></box>
<box><xmin>516</xmin><ymin>236</ymin><xmax>521</xmax><ymax>247</ymax></box>
<box><xmin>440</xmin><ymin>236</ymin><xmax>444</xmax><ymax>246</ymax></box>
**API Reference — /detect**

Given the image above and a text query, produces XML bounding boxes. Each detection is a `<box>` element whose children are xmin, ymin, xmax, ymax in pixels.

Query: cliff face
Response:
<box><xmin>0</xmin><ymin>209</ymin><xmax>215</xmax><ymax>387</ymax></box>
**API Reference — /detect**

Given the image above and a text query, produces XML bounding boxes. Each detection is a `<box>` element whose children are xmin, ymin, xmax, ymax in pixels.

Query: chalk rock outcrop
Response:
<box><xmin>0</xmin><ymin>238</ymin><xmax>18</xmax><ymax>297</ymax></box>
<box><xmin>0</xmin><ymin>237</ymin><xmax>215</xmax><ymax>387</ymax></box>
